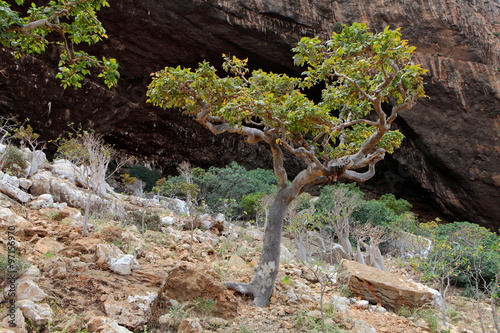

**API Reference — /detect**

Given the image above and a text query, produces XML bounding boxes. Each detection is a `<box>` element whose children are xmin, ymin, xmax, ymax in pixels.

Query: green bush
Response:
<box><xmin>314</xmin><ymin>183</ymin><xmax>363</xmax><ymax>217</ymax></box>
<box><xmin>240</xmin><ymin>192</ymin><xmax>267</xmax><ymax>217</ymax></box>
<box><xmin>128</xmin><ymin>164</ymin><xmax>162</xmax><ymax>192</ymax></box>
<box><xmin>351</xmin><ymin>199</ymin><xmax>398</xmax><ymax>228</ymax></box>
<box><xmin>434</xmin><ymin>222</ymin><xmax>500</xmax><ymax>287</ymax></box>
<box><xmin>420</xmin><ymin>221</ymin><xmax>500</xmax><ymax>292</ymax></box>
<box><xmin>0</xmin><ymin>145</ymin><xmax>28</xmax><ymax>176</ymax></box>
<box><xmin>0</xmin><ymin>253</ymin><xmax>30</xmax><ymax>279</ymax></box>
<box><xmin>155</xmin><ymin>162</ymin><xmax>277</xmax><ymax>218</ymax></box>
<box><xmin>195</xmin><ymin>162</ymin><xmax>276</xmax><ymax>211</ymax></box>
<box><xmin>378</xmin><ymin>193</ymin><xmax>412</xmax><ymax>215</ymax></box>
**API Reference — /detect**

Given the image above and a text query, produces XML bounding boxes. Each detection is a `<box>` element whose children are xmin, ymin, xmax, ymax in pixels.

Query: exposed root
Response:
<box><xmin>224</xmin><ymin>281</ymin><xmax>255</xmax><ymax>296</ymax></box>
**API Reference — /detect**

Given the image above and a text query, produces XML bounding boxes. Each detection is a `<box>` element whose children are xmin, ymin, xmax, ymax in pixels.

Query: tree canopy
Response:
<box><xmin>148</xmin><ymin>22</ymin><xmax>426</xmax><ymax>307</ymax></box>
<box><xmin>0</xmin><ymin>0</ymin><xmax>119</xmax><ymax>88</ymax></box>
<box><xmin>148</xmin><ymin>24</ymin><xmax>426</xmax><ymax>186</ymax></box>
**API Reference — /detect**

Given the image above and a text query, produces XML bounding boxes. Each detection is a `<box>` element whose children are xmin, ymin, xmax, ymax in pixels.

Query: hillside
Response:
<box><xmin>0</xmin><ymin>156</ymin><xmax>498</xmax><ymax>333</ymax></box>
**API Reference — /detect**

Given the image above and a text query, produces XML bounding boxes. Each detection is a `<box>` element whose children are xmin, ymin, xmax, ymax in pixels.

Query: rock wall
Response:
<box><xmin>0</xmin><ymin>0</ymin><xmax>499</xmax><ymax>229</ymax></box>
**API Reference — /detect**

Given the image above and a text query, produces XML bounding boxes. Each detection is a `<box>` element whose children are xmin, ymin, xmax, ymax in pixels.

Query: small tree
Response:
<box><xmin>176</xmin><ymin>161</ymin><xmax>201</xmax><ymax>256</ymax></box>
<box><xmin>57</xmin><ymin>129</ymin><xmax>128</xmax><ymax>236</ymax></box>
<box><xmin>354</xmin><ymin>223</ymin><xmax>387</xmax><ymax>270</ymax></box>
<box><xmin>147</xmin><ymin>23</ymin><xmax>426</xmax><ymax>306</ymax></box>
<box><xmin>420</xmin><ymin>237</ymin><xmax>465</xmax><ymax>327</ymax></box>
<box><xmin>315</xmin><ymin>184</ymin><xmax>364</xmax><ymax>258</ymax></box>
<box><xmin>1</xmin><ymin>0</ymin><xmax>119</xmax><ymax>88</ymax></box>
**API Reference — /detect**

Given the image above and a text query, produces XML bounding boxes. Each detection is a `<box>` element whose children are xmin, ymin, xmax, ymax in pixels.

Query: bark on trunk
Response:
<box><xmin>225</xmin><ymin>188</ymin><xmax>292</xmax><ymax>307</ymax></box>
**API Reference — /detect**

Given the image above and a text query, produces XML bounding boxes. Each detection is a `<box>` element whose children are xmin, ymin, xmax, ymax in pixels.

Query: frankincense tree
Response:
<box><xmin>0</xmin><ymin>0</ymin><xmax>119</xmax><ymax>88</ymax></box>
<box><xmin>147</xmin><ymin>23</ymin><xmax>427</xmax><ymax>307</ymax></box>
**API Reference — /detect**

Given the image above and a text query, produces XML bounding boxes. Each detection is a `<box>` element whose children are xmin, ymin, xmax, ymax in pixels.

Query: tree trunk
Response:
<box><xmin>225</xmin><ymin>188</ymin><xmax>292</xmax><ymax>307</ymax></box>
<box><xmin>491</xmin><ymin>296</ymin><xmax>499</xmax><ymax>333</ymax></box>
<box><xmin>295</xmin><ymin>233</ymin><xmax>308</xmax><ymax>263</ymax></box>
<box><xmin>82</xmin><ymin>192</ymin><xmax>91</xmax><ymax>237</ymax></box>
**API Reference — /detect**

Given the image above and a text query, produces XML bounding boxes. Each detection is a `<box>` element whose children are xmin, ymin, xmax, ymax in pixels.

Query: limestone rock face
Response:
<box><xmin>30</xmin><ymin>171</ymin><xmax>125</xmax><ymax>219</ymax></box>
<box><xmin>337</xmin><ymin>260</ymin><xmax>439</xmax><ymax>310</ymax></box>
<box><xmin>1</xmin><ymin>0</ymin><xmax>498</xmax><ymax>229</ymax></box>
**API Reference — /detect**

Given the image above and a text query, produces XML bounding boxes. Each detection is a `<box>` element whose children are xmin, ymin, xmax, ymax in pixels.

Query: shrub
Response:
<box><xmin>351</xmin><ymin>199</ymin><xmax>398</xmax><ymax>228</ymax></box>
<box><xmin>194</xmin><ymin>162</ymin><xmax>276</xmax><ymax>212</ymax></box>
<box><xmin>420</xmin><ymin>221</ymin><xmax>500</xmax><ymax>292</ymax></box>
<box><xmin>124</xmin><ymin>210</ymin><xmax>162</xmax><ymax>232</ymax></box>
<box><xmin>314</xmin><ymin>183</ymin><xmax>364</xmax><ymax>217</ymax></box>
<box><xmin>0</xmin><ymin>253</ymin><xmax>30</xmax><ymax>279</ymax></box>
<box><xmin>128</xmin><ymin>164</ymin><xmax>162</xmax><ymax>192</ymax></box>
<box><xmin>0</xmin><ymin>145</ymin><xmax>28</xmax><ymax>176</ymax></box>
<box><xmin>378</xmin><ymin>193</ymin><xmax>412</xmax><ymax>215</ymax></box>
<box><xmin>434</xmin><ymin>222</ymin><xmax>500</xmax><ymax>288</ymax></box>
<box><xmin>155</xmin><ymin>162</ymin><xmax>277</xmax><ymax>218</ymax></box>
<box><xmin>240</xmin><ymin>192</ymin><xmax>267</xmax><ymax>217</ymax></box>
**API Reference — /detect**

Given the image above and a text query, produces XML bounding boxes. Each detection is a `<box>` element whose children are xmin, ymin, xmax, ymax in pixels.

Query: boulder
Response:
<box><xmin>49</xmin><ymin>159</ymin><xmax>83</xmax><ymax>184</ymax></box>
<box><xmin>390</xmin><ymin>231</ymin><xmax>432</xmax><ymax>259</ymax></box>
<box><xmin>109</xmin><ymin>255</ymin><xmax>139</xmax><ymax>275</ymax></box>
<box><xmin>16</xmin><ymin>280</ymin><xmax>48</xmax><ymax>302</ymax></box>
<box><xmin>178</xmin><ymin>318</ymin><xmax>203</xmax><ymax>333</ymax></box>
<box><xmin>350</xmin><ymin>319</ymin><xmax>377</xmax><ymax>333</ymax></box>
<box><xmin>16</xmin><ymin>300</ymin><xmax>53</xmax><ymax>326</ymax></box>
<box><xmin>94</xmin><ymin>243</ymin><xmax>124</xmax><ymax>266</ymax></box>
<box><xmin>160</xmin><ymin>264</ymin><xmax>238</xmax><ymax>319</ymax></box>
<box><xmin>97</xmin><ymin>323</ymin><xmax>134</xmax><ymax>333</ymax></box>
<box><xmin>0</xmin><ymin>207</ymin><xmax>33</xmax><ymax>232</ymax></box>
<box><xmin>160</xmin><ymin>216</ymin><xmax>176</xmax><ymax>226</ymax></box>
<box><xmin>34</xmin><ymin>237</ymin><xmax>64</xmax><ymax>256</ymax></box>
<box><xmin>0</xmin><ymin>172</ymin><xmax>30</xmax><ymax>203</ymax></box>
<box><xmin>0</xmin><ymin>308</ymin><xmax>26</xmax><ymax>333</ymax></box>
<box><xmin>87</xmin><ymin>316</ymin><xmax>133</xmax><ymax>333</ymax></box>
<box><xmin>159</xmin><ymin>197</ymin><xmax>190</xmax><ymax>215</ymax></box>
<box><xmin>103</xmin><ymin>291</ymin><xmax>156</xmax><ymax>329</ymax></box>
<box><xmin>29</xmin><ymin>194</ymin><xmax>54</xmax><ymax>209</ymax></box>
<box><xmin>337</xmin><ymin>260</ymin><xmax>440</xmax><ymax>310</ymax></box>
<box><xmin>94</xmin><ymin>243</ymin><xmax>139</xmax><ymax>274</ymax></box>
<box><xmin>27</xmin><ymin>150</ymin><xmax>47</xmax><ymax>176</ymax></box>
<box><xmin>18</xmin><ymin>179</ymin><xmax>32</xmax><ymax>191</ymax></box>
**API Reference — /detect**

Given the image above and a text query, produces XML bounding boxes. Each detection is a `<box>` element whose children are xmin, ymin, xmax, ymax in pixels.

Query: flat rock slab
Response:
<box><xmin>338</xmin><ymin>260</ymin><xmax>435</xmax><ymax>310</ymax></box>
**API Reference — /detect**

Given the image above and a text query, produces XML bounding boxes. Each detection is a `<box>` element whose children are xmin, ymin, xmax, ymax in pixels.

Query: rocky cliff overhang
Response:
<box><xmin>0</xmin><ymin>0</ymin><xmax>499</xmax><ymax>230</ymax></box>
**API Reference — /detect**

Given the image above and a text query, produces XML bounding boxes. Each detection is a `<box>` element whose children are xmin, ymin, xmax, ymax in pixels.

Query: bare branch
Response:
<box><xmin>333</xmin><ymin>118</ymin><xmax>378</xmax><ymax>131</ymax></box>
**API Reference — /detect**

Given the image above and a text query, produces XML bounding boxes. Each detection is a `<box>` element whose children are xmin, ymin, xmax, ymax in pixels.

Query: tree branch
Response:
<box><xmin>335</xmin><ymin>71</ymin><xmax>374</xmax><ymax>102</ymax></box>
<box><xmin>342</xmin><ymin>163</ymin><xmax>377</xmax><ymax>182</ymax></box>
<box><xmin>269</xmin><ymin>140</ymin><xmax>288</xmax><ymax>187</ymax></box>
<box><xmin>342</xmin><ymin>148</ymin><xmax>385</xmax><ymax>182</ymax></box>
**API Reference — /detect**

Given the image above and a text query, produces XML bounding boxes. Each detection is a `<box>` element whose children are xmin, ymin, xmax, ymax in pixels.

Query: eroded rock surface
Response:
<box><xmin>0</xmin><ymin>0</ymin><xmax>498</xmax><ymax>229</ymax></box>
<box><xmin>159</xmin><ymin>264</ymin><xmax>239</xmax><ymax>319</ymax></box>
<box><xmin>338</xmin><ymin>260</ymin><xmax>441</xmax><ymax>311</ymax></box>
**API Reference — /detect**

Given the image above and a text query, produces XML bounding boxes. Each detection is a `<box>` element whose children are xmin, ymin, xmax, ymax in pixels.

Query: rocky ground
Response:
<box><xmin>0</xmin><ymin>193</ymin><xmax>498</xmax><ymax>333</ymax></box>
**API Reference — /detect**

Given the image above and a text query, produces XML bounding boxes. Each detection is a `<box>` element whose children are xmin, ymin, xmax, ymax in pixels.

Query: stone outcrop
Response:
<box><xmin>0</xmin><ymin>172</ymin><xmax>31</xmax><ymax>203</ymax></box>
<box><xmin>103</xmin><ymin>292</ymin><xmax>156</xmax><ymax>328</ymax></box>
<box><xmin>94</xmin><ymin>243</ymin><xmax>140</xmax><ymax>275</ymax></box>
<box><xmin>0</xmin><ymin>0</ymin><xmax>498</xmax><ymax>229</ymax></box>
<box><xmin>16</xmin><ymin>300</ymin><xmax>53</xmax><ymax>327</ymax></box>
<box><xmin>159</xmin><ymin>264</ymin><xmax>239</xmax><ymax>319</ymax></box>
<box><xmin>30</xmin><ymin>171</ymin><xmax>125</xmax><ymax>219</ymax></box>
<box><xmin>337</xmin><ymin>260</ymin><xmax>442</xmax><ymax>310</ymax></box>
